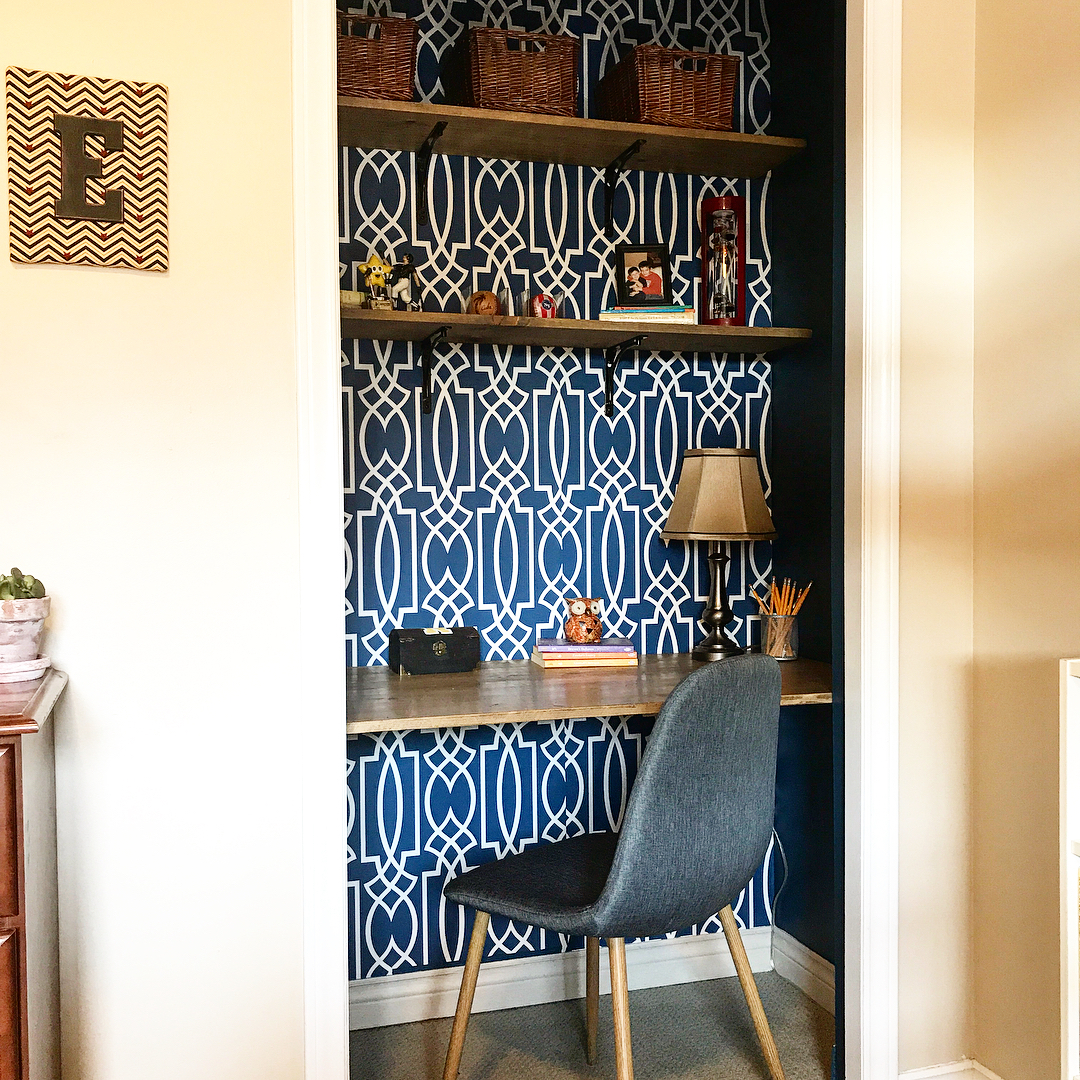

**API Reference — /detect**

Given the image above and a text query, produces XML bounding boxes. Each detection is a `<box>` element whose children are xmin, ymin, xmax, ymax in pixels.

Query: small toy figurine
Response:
<box><xmin>388</xmin><ymin>253</ymin><xmax>422</xmax><ymax>311</ymax></box>
<box><xmin>466</xmin><ymin>290</ymin><xmax>501</xmax><ymax>316</ymax></box>
<box><xmin>359</xmin><ymin>254</ymin><xmax>393</xmax><ymax>310</ymax></box>
<box><xmin>530</xmin><ymin>292</ymin><xmax>557</xmax><ymax>318</ymax></box>
<box><xmin>564</xmin><ymin>597</ymin><xmax>603</xmax><ymax>643</ymax></box>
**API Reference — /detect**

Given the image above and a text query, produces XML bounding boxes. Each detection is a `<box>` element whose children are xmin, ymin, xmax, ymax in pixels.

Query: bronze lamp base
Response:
<box><xmin>692</xmin><ymin>547</ymin><xmax>745</xmax><ymax>662</ymax></box>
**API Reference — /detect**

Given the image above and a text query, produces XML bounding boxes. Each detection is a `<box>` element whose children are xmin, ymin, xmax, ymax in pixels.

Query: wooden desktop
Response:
<box><xmin>346</xmin><ymin>654</ymin><xmax>831</xmax><ymax>735</ymax></box>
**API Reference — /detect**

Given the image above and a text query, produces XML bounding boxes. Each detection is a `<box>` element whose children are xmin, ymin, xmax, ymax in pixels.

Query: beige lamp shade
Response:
<box><xmin>660</xmin><ymin>448</ymin><xmax>776</xmax><ymax>541</ymax></box>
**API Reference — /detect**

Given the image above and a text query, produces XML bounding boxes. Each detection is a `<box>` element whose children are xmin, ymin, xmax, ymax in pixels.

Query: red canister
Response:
<box><xmin>530</xmin><ymin>292</ymin><xmax>557</xmax><ymax>318</ymax></box>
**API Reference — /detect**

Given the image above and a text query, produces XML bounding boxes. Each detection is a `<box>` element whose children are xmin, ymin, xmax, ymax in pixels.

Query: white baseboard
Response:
<box><xmin>901</xmin><ymin>1059</ymin><xmax>1006</xmax><ymax>1080</ymax></box>
<box><xmin>349</xmin><ymin>926</ymin><xmax>772</xmax><ymax>1030</ymax></box>
<box><xmin>770</xmin><ymin>926</ymin><xmax>835</xmax><ymax>1015</ymax></box>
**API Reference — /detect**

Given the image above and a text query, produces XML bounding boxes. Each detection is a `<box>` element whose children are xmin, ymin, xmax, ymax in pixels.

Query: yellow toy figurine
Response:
<box><xmin>359</xmin><ymin>254</ymin><xmax>393</xmax><ymax>310</ymax></box>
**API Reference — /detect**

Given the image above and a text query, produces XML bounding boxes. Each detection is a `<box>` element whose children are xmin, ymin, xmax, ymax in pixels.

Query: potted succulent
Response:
<box><xmin>0</xmin><ymin>569</ymin><xmax>50</xmax><ymax>666</ymax></box>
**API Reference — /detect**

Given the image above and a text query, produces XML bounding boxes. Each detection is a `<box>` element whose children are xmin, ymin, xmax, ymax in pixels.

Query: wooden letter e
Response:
<box><xmin>52</xmin><ymin>113</ymin><xmax>124</xmax><ymax>223</ymax></box>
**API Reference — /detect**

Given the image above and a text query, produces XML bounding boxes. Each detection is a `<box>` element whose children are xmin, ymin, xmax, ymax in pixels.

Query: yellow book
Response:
<box><xmin>530</xmin><ymin>650</ymin><xmax>638</xmax><ymax>669</ymax></box>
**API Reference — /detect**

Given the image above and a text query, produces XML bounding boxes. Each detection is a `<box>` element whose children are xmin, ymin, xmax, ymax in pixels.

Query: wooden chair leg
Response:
<box><xmin>443</xmin><ymin>910</ymin><xmax>490</xmax><ymax>1080</ymax></box>
<box><xmin>586</xmin><ymin>935</ymin><xmax>600</xmax><ymax>1065</ymax></box>
<box><xmin>607</xmin><ymin>937</ymin><xmax>635</xmax><ymax>1080</ymax></box>
<box><xmin>718</xmin><ymin>905</ymin><xmax>786</xmax><ymax>1080</ymax></box>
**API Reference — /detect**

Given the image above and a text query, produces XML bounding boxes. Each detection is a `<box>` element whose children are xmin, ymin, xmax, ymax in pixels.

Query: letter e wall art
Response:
<box><xmin>6</xmin><ymin>67</ymin><xmax>168</xmax><ymax>271</ymax></box>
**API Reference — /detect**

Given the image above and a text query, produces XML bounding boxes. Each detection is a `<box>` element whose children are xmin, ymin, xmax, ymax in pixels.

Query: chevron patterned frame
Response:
<box><xmin>6</xmin><ymin>67</ymin><xmax>168</xmax><ymax>272</ymax></box>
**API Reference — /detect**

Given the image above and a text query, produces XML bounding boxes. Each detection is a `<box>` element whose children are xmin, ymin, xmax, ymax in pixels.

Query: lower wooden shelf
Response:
<box><xmin>346</xmin><ymin>654</ymin><xmax>831</xmax><ymax>735</ymax></box>
<box><xmin>340</xmin><ymin>305</ymin><xmax>811</xmax><ymax>355</ymax></box>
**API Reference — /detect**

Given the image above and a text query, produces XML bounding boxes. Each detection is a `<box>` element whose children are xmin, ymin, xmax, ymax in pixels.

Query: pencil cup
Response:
<box><xmin>762</xmin><ymin>615</ymin><xmax>798</xmax><ymax>660</ymax></box>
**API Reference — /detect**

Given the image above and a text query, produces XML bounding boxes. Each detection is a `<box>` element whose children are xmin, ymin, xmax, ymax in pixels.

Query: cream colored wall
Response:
<box><xmin>898</xmin><ymin>0</ymin><xmax>976</xmax><ymax>1070</ymax></box>
<box><xmin>971</xmin><ymin>0</ymin><xmax>1080</xmax><ymax>1077</ymax></box>
<box><xmin>2</xmin><ymin>3</ymin><xmax>308</xmax><ymax>1078</ymax></box>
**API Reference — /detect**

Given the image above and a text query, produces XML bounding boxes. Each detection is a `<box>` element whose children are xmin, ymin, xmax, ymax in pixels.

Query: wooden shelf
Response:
<box><xmin>340</xmin><ymin>305</ymin><xmax>811</xmax><ymax>355</ymax></box>
<box><xmin>338</xmin><ymin>96</ymin><xmax>805</xmax><ymax>179</ymax></box>
<box><xmin>346</xmin><ymin>655</ymin><xmax>831</xmax><ymax>735</ymax></box>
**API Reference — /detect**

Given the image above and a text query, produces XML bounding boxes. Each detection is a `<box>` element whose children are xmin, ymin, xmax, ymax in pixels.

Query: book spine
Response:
<box><xmin>531</xmin><ymin>652</ymin><xmax>638</xmax><ymax>668</ymax></box>
<box><xmin>533</xmin><ymin>643</ymin><xmax>635</xmax><ymax>652</ymax></box>
<box><xmin>611</xmin><ymin>306</ymin><xmax>693</xmax><ymax>313</ymax></box>
<box><xmin>597</xmin><ymin>313</ymin><xmax>696</xmax><ymax>323</ymax></box>
<box><xmin>538</xmin><ymin>653</ymin><xmax>639</xmax><ymax>661</ymax></box>
<box><xmin>537</xmin><ymin>659</ymin><xmax>638</xmax><ymax>668</ymax></box>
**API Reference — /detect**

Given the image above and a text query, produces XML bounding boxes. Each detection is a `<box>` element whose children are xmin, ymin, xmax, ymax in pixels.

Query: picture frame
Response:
<box><xmin>613</xmin><ymin>243</ymin><xmax>674</xmax><ymax>306</ymax></box>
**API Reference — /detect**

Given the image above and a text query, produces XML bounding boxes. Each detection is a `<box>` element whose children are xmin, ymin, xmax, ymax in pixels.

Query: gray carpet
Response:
<box><xmin>350</xmin><ymin>971</ymin><xmax>833</xmax><ymax>1080</ymax></box>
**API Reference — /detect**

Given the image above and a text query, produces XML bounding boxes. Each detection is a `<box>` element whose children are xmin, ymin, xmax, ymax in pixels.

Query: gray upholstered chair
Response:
<box><xmin>440</xmin><ymin>653</ymin><xmax>786</xmax><ymax>1080</ymax></box>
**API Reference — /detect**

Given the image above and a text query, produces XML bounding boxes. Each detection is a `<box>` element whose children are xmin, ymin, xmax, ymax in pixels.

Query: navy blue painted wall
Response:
<box><xmin>767</xmin><ymin>0</ymin><xmax>845</xmax><ymax>1052</ymax></box>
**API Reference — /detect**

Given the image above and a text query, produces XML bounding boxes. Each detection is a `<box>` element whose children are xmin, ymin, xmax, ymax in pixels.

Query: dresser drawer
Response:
<box><xmin>0</xmin><ymin>744</ymin><xmax>18</xmax><ymax>920</ymax></box>
<box><xmin>0</xmin><ymin>929</ymin><xmax>22</xmax><ymax>1080</ymax></box>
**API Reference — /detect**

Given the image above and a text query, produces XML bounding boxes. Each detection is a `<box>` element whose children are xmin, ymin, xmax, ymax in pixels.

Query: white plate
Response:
<box><xmin>0</xmin><ymin>655</ymin><xmax>51</xmax><ymax>683</ymax></box>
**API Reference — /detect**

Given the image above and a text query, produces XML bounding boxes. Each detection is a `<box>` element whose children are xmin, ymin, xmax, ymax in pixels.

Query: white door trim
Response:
<box><xmin>291</xmin><ymin>0</ymin><xmax>905</xmax><ymax>1072</ymax></box>
<box><xmin>292</xmin><ymin>0</ymin><xmax>350</xmax><ymax>1078</ymax></box>
<box><xmin>845</xmin><ymin>0</ymin><xmax>902</xmax><ymax>1074</ymax></box>
<box><xmin>1060</xmin><ymin>660</ymin><xmax>1080</xmax><ymax>1080</ymax></box>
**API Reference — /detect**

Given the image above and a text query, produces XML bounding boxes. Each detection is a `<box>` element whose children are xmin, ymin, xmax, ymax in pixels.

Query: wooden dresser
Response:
<box><xmin>0</xmin><ymin>671</ymin><xmax>66</xmax><ymax>1080</ymax></box>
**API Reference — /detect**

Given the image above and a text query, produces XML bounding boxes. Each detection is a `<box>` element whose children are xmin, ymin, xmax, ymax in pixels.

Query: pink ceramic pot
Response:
<box><xmin>0</xmin><ymin>596</ymin><xmax>50</xmax><ymax>663</ymax></box>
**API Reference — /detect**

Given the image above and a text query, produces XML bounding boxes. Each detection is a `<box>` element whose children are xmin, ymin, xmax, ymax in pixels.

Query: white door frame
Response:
<box><xmin>844</xmin><ymin>0</ymin><xmax>901</xmax><ymax>1075</ymax></box>
<box><xmin>1060</xmin><ymin>660</ymin><xmax>1080</xmax><ymax>1080</ymax></box>
<box><xmin>290</xmin><ymin>0</ymin><xmax>904</xmax><ymax>1074</ymax></box>
<box><xmin>292</xmin><ymin>1</ymin><xmax>350</xmax><ymax>1079</ymax></box>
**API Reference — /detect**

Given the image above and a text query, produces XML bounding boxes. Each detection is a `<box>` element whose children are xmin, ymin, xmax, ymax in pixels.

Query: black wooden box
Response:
<box><xmin>388</xmin><ymin>626</ymin><xmax>481</xmax><ymax>675</ymax></box>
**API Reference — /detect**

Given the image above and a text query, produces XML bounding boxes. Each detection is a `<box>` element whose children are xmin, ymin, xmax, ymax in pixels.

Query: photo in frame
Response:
<box><xmin>613</xmin><ymin>243</ymin><xmax>674</xmax><ymax>306</ymax></box>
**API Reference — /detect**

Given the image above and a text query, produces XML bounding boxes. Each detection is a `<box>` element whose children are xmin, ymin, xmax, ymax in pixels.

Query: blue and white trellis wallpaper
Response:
<box><xmin>342</xmin><ymin>0</ymin><xmax>778</xmax><ymax>982</ymax></box>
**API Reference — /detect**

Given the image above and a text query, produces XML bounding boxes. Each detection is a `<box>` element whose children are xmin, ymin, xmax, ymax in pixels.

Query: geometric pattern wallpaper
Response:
<box><xmin>348</xmin><ymin>719</ymin><xmax>778</xmax><ymax>979</ymax></box>
<box><xmin>342</xmin><ymin>0</ymin><xmax>777</xmax><ymax>981</ymax></box>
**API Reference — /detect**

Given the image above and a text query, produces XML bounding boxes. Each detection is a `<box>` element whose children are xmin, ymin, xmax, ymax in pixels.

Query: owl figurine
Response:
<box><xmin>564</xmin><ymin>597</ymin><xmax>603</xmax><ymax>644</ymax></box>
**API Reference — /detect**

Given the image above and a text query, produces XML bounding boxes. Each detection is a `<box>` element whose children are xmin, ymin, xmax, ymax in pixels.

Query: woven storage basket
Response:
<box><xmin>468</xmin><ymin>27</ymin><xmax>580</xmax><ymax>116</ymax></box>
<box><xmin>596</xmin><ymin>44</ymin><xmax>739</xmax><ymax>130</ymax></box>
<box><xmin>337</xmin><ymin>13</ymin><xmax>417</xmax><ymax>100</ymax></box>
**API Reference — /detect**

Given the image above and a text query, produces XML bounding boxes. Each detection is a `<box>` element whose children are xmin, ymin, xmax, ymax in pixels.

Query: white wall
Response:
<box><xmin>972</xmin><ymin>1</ymin><xmax>1080</xmax><ymax>1077</ymax></box>
<box><xmin>2</xmin><ymin>2</ymin><xmax>312</xmax><ymax>1076</ymax></box>
<box><xmin>898</xmin><ymin>0</ymin><xmax>976</xmax><ymax>1069</ymax></box>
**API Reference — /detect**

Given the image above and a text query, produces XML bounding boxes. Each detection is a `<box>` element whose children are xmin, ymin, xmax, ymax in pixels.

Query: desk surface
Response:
<box><xmin>346</xmin><ymin>654</ymin><xmax>831</xmax><ymax>734</ymax></box>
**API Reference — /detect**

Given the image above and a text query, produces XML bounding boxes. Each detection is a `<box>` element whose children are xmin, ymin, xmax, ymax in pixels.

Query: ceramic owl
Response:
<box><xmin>563</xmin><ymin>597</ymin><xmax>603</xmax><ymax>643</ymax></box>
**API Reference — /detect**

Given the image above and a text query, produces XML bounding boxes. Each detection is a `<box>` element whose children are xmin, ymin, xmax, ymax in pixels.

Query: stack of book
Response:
<box><xmin>598</xmin><ymin>305</ymin><xmax>696</xmax><ymax>324</ymax></box>
<box><xmin>530</xmin><ymin>636</ymin><xmax>639</xmax><ymax>669</ymax></box>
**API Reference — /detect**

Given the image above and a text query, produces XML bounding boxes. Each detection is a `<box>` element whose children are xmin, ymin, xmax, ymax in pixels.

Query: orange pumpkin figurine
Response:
<box><xmin>564</xmin><ymin>597</ymin><xmax>603</xmax><ymax>643</ymax></box>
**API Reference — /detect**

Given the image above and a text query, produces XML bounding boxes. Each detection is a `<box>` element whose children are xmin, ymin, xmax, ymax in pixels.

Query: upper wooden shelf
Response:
<box><xmin>338</xmin><ymin>96</ymin><xmax>805</xmax><ymax>178</ymax></box>
<box><xmin>340</xmin><ymin>305</ymin><xmax>811</xmax><ymax>355</ymax></box>
<box><xmin>346</xmin><ymin>654</ymin><xmax>831</xmax><ymax>735</ymax></box>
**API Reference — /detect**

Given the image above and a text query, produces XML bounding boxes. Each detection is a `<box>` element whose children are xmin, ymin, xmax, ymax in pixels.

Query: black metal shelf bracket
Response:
<box><xmin>416</xmin><ymin>121</ymin><xmax>447</xmax><ymax>228</ymax></box>
<box><xmin>604</xmin><ymin>139</ymin><xmax>646</xmax><ymax>239</ymax></box>
<box><xmin>419</xmin><ymin>325</ymin><xmax>449</xmax><ymax>414</ymax></box>
<box><xmin>603</xmin><ymin>335</ymin><xmax>645</xmax><ymax>417</ymax></box>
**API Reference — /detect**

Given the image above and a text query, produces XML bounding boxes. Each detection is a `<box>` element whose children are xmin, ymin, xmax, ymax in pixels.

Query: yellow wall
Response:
<box><xmin>972</xmin><ymin>0</ymin><xmax>1080</xmax><ymax>1077</ymax></box>
<box><xmin>899</xmin><ymin>0</ymin><xmax>976</xmax><ymax>1069</ymax></box>
<box><xmin>2</xmin><ymin>2</ymin><xmax>307</xmax><ymax>1077</ymax></box>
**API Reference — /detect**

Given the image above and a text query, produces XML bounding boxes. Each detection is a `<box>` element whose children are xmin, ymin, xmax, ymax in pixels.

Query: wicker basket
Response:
<box><xmin>467</xmin><ymin>27</ymin><xmax>580</xmax><ymax>116</ymax></box>
<box><xmin>596</xmin><ymin>45</ymin><xmax>740</xmax><ymax>130</ymax></box>
<box><xmin>337</xmin><ymin>13</ymin><xmax>417</xmax><ymax>100</ymax></box>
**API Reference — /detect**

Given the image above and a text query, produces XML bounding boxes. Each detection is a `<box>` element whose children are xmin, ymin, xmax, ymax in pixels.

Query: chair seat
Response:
<box><xmin>444</xmin><ymin>832</ymin><xmax>619</xmax><ymax>935</ymax></box>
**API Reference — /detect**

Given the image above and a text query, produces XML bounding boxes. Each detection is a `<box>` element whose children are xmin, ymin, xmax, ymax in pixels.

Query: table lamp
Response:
<box><xmin>660</xmin><ymin>448</ymin><xmax>776</xmax><ymax>661</ymax></box>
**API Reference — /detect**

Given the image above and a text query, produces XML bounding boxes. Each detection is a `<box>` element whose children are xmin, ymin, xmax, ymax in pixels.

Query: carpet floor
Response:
<box><xmin>350</xmin><ymin>971</ymin><xmax>833</xmax><ymax>1080</ymax></box>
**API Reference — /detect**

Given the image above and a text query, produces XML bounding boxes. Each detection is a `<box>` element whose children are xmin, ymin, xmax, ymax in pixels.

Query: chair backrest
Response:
<box><xmin>588</xmin><ymin>653</ymin><xmax>782</xmax><ymax>938</ymax></box>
